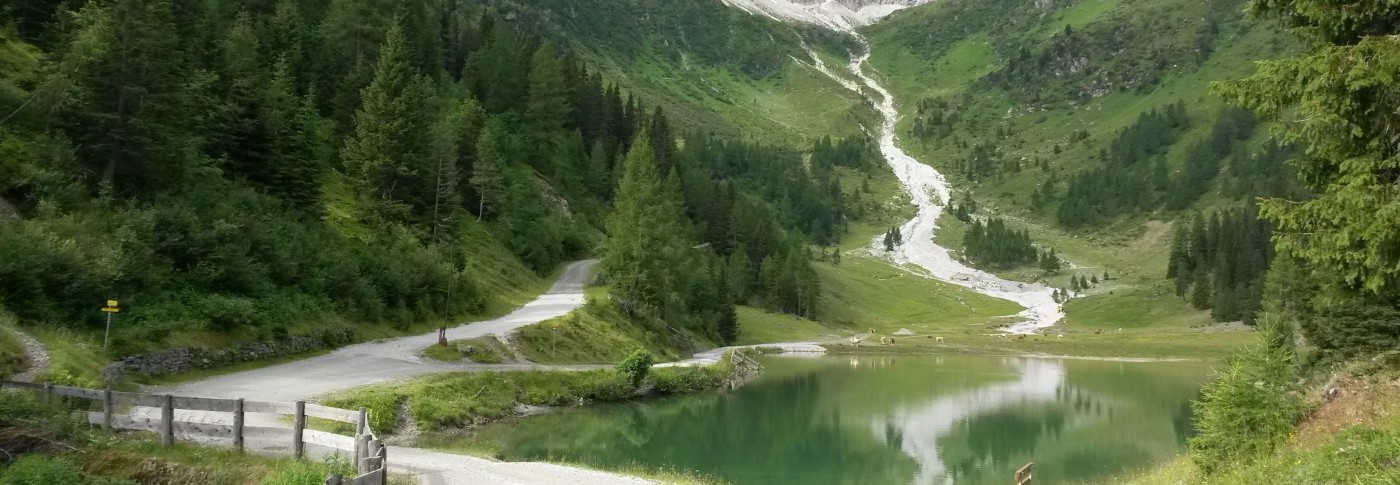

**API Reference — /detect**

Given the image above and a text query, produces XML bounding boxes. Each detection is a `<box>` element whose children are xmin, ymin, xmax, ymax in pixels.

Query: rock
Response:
<box><xmin>893</xmin><ymin>328</ymin><xmax>915</xmax><ymax>336</ymax></box>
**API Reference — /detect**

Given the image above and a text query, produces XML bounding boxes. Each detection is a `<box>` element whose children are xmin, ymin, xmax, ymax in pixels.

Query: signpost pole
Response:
<box><xmin>101</xmin><ymin>300</ymin><xmax>119</xmax><ymax>351</ymax></box>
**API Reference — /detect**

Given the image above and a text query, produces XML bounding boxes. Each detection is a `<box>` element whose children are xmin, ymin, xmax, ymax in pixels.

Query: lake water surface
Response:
<box><xmin>430</xmin><ymin>354</ymin><xmax>1215</xmax><ymax>485</ymax></box>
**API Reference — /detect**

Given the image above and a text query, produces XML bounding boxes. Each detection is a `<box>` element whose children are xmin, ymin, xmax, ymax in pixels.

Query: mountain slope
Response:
<box><xmin>857</xmin><ymin>0</ymin><xmax>1298</xmax><ymax>330</ymax></box>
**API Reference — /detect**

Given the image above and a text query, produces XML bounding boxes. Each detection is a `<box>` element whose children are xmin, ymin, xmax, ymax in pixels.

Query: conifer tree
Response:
<box><xmin>717</xmin><ymin>299</ymin><xmax>739</xmax><ymax>345</ymax></box>
<box><xmin>341</xmin><ymin>23</ymin><xmax>420</xmax><ymax>223</ymax></box>
<box><xmin>601</xmin><ymin>136</ymin><xmax>691</xmax><ymax>319</ymax></box>
<box><xmin>1191</xmin><ymin>272</ymin><xmax>1213</xmax><ymax>310</ymax></box>
<box><xmin>469</xmin><ymin>118</ymin><xmax>510</xmax><ymax>220</ymax></box>
<box><xmin>526</xmin><ymin>41</ymin><xmax>572</xmax><ymax>149</ymax></box>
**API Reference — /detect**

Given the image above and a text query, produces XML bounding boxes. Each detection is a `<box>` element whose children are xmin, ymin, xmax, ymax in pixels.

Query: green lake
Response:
<box><xmin>427</xmin><ymin>354</ymin><xmax>1216</xmax><ymax>484</ymax></box>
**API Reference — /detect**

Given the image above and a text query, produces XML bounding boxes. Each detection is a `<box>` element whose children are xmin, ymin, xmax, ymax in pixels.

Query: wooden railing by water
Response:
<box><xmin>1015</xmin><ymin>461</ymin><xmax>1034</xmax><ymax>485</ymax></box>
<box><xmin>0</xmin><ymin>380</ymin><xmax>388</xmax><ymax>482</ymax></box>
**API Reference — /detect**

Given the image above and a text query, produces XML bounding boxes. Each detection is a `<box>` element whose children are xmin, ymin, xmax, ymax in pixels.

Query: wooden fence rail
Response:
<box><xmin>1</xmin><ymin>379</ymin><xmax>387</xmax><ymax>481</ymax></box>
<box><xmin>1015</xmin><ymin>461</ymin><xmax>1034</xmax><ymax>485</ymax></box>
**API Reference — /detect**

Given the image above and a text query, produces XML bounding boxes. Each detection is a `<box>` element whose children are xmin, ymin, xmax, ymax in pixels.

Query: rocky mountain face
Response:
<box><xmin>722</xmin><ymin>0</ymin><xmax>934</xmax><ymax>29</ymax></box>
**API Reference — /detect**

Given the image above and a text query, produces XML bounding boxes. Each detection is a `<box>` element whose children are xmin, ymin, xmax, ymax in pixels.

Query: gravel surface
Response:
<box><xmin>155</xmin><ymin>260</ymin><xmax>597</xmax><ymax>403</ymax></box>
<box><xmin>137</xmin><ymin>260</ymin><xmax>662</xmax><ymax>484</ymax></box>
<box><xmin>11</xmin><ymin>328</ymin><xmax>50</xmax><ymax>382</ymax></box>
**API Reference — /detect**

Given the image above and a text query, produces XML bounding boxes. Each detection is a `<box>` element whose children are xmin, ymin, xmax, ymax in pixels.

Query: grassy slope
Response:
<box><xmin>511</xmin><ymin>287</ymin><xmax>689</xmax><ymax>364</ymax></box>
<box><xmin>1102</xmin><ymin>365</ymin><xmax>1400</xmax><ymax>484</ymax></box>
<box><xmin>861</xmin><ymin>0</ymin><xmax>1290</xmax><ymax>340</ymax></box>
<box><xmin>0</xmin><ymin>393</ymin><xmax>362</xmax><ymax>485</ymax></box>
<box><xmin>325</xmin><ymin>360</ymin><xmax>734</xmax><ymax>433</ymax></box>
<box><xmin>0</xmin><ymin>316</ymin><xmax>25</xmax><ymax>379</ymax></box>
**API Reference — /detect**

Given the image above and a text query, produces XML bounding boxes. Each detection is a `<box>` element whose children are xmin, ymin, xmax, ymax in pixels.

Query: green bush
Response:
<box><xmin>1189</xmin><ymin>315</ymin><xmax>1306</xmax><ymax>474</ymax></box>
<box><xmin>615</xmin><ymin>349</ymin><xmax>654</xmax><ymax>387</ymax></box>
<box><xmin>258</xmin><ymin>455</ymin><xmax>352</xmax><ymax>485</ymax></box>
<box><xmin>0</xmin><ymin>456</ymin><xmax>84</xmax><ymax>485</ymax></box>
<box><xmin>0</xmin><ymin>456</ymin><xmax>135</xmax><ymax>485</ymax></box>
<box><xmin>651</xmin><ymin>366</ymin><xmax>725</xmax><ymax>394</ymax></box>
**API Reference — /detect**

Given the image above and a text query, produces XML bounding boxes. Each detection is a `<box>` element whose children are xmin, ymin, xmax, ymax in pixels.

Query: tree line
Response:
<box><xmin>1167</xmin><ymin>206</ymin><xmax>1273</xmax><ymax>324</ymax></box>
<box><xmin>0</xmin><ymin>0</ymin><xmax>859</xmax><ymax>353</ymax></box>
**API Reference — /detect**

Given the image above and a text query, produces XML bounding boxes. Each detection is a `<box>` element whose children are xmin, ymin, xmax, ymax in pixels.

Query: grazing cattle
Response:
<box><xmin>1016</xmin><ymin>334</ymin><xmax>1027</xmax><ymax>341</ymax></box>
<box><xmin>881</xmin><ymin>337</ymin><xmax>895</xmax><ymax>345</ymax></box>
<box><xmin>868</xmin><ymin>328</ymin><xmax>875</xmax><ymax>335</ymax></box>
<box><xmin>849</xmin><ymin>336</ymin><xmax>862</xmax><ymax>347</ymax></box>
<box><xmin>1057</xmin><ymin>334</ymin><xmax>1064</xmax><ymax>338</ymax></box>
<box><xmin>935</xmin><ymin>336</ymin><xmax>945</xmax><ymax>344</ymax></box>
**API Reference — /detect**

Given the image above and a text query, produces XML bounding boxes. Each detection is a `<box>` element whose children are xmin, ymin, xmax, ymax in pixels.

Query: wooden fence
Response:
<box><xmin>0</xmin><ymin>380</ymin><xmax>388</xmax><ymax>482</ymax></box>
<box><xmin>1015</xmin><ymin>461</ymin><xmax>1034</xmax><ymax>485</ymax></box>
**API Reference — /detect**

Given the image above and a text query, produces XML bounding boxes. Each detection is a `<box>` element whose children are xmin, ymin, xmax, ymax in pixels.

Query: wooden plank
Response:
<box><xmin>172</xmin><ymin>421</ymin><xmax>235</xmax><ymax>439</ymax></box>
<box><xmin>244</xmin><ymin>401</ymin><xmax>296</xmax><ymax>415</ymax></box>
<box><xmin>0</xmin><ymin>380</ymin><xmax>45</xmax><ymax>391</ymax></box>
<box><xmin>304</xmin><ymin>403</ymin><xmax>359</xmax><ymax>424</ymax></box>
<box><xmin>51</xmin><ymin>386</ymin><xmax>103</xmax><ymax>400</ymax></box>
<box><xmin>172</xmin><ymin>395</ymin><xmax>240</xmax><ymax>412</ymax></box>
<box><xmin>86</xmin><ymin>412</ymin><xmax>162</xmax><ymax>432</ymax></box>
<box><xmin>172</xmin><ymin>396</ymin><xmax>241</xmax><ymax>412</ymax></box>
<box><xmin>346</xmin><ymin>472</ymin><xmax>380</xmax><ymax>485</ymax></box>
<box><xmin>111</xmin><ymin>391</ymin><xmax>165</xmax><ymax>407</ymax></box>
<box><xmin>303</xmin><ymin>429</ymin><xmax>356</xmax><ymax>453</ymax></box>
<box><xmin>242</xmin><ymin>426</ymin><xmax>294</xmax><ymax>440</ymax></box>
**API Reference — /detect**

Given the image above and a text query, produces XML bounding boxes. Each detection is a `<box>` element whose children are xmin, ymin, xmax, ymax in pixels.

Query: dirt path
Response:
<box><xmin>140</xmin><ymin>260</ymin><xmax>667</xmax><ymax>484</ymax></box>
<box><xmin>156</xmin><ymin>260</ymin><xmax>597</xmax><ymax>403</ymax></box>
<box><xmin>10</xmin><ymin>328</ymin><xmax>50</xmax><ymax>382</ymax></box>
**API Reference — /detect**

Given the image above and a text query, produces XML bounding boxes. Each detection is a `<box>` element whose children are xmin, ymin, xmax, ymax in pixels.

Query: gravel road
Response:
<box><xmin>138</xmin><ymin>260</ymin><xmax>668</xmax><ymax>484</ymax></box>
<box><xmin>156</xmin><ymin>260</ymin><xmax>597</xmax><ymax>403</ymax></box>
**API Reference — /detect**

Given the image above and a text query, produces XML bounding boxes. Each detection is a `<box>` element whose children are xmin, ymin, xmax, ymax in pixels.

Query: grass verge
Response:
<box><xmin>423</xmin><ymin>336</ymin><xmax>509</xmax><ymax>364</ymax></box>
<box><xmin>0</xmin><ymin>392</ymin><xmax>372</xmax><ymax>485</ymax></box>
<box><xmin>325</xmin><ymin>360</ymin><xmax>735</xmax><ymax>434</ymax></box>
<box><xmin>0</xmin><ymin>313</ymin><xmax>25</xmax><ymax>379</ymax></box>
<box><xmin>511</xmin><ymin>291</ymin><xmax>685</xmax><ymax>365</ymax></box>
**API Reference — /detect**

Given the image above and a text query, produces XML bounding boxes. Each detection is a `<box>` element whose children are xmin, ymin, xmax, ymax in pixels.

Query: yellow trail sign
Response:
<box><xmin>102</xmin><ymin>307</ymin><xmax>120</xmax><ymax>313</ymax></box>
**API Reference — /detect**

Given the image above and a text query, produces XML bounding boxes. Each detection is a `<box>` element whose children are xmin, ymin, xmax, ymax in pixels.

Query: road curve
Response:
<box><xmin>156</xmin><ymin>260</ymin><xmax>598</xmax><ymax>402</ymax></box>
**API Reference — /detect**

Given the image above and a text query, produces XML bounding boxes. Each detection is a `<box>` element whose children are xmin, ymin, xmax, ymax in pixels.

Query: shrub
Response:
<box><xmin>1189</xmin><ymin>314</ymin><xmax>1306</xmax><ymax>474</ymax></box>
<box><xmin>651</xmin><ymin>366</ymin><xmax>724</xmax><ymax>394</ymax></box>
<box><xmin>615</xmin><ymin>349</ymin><xmax>654</xmax><ymax>388</ymax></box>
<box><xmin>0</xmin><ymin>456</ymin><xmax>84</xmax><ymax>485</ymax></box>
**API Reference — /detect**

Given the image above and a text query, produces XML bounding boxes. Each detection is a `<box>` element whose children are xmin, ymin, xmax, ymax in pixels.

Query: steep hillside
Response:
<box><xmin>491</xmin><ymin>0</ymin><xmax>875</xmax><ymax>144</ymax></box>
<box><xmin>860</xmin><ymin>0</ymin><xmax>1299</xmax><ymax>330</ymax></box>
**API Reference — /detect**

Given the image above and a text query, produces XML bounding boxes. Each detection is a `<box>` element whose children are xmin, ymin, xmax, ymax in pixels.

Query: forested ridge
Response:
<box><xmin>0</xmin><ymin>0</ymin><xmax>867</xmax><ymax>356</ymax></box>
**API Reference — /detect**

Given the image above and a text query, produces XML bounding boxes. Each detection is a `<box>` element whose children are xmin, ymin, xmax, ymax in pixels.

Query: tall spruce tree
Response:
<box><xmin>341</xmin><ymin>23</ymin><xmax>420</xmax><ymax>224</ymax></box>
<box><xmin>601</xmin><ymin>136</ymin><xmax>691</xmax><ymax>320</ymax></box>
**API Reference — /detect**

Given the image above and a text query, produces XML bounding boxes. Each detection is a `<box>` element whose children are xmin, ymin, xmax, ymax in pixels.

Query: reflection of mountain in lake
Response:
<box><xmin>872</xmin><ymin>358</ymin><xmax>1064</xmax><ymax>485</ymax></box>
<box><xmin>429</xmin><ymin>355</ymin><xmax>1210</xmax><ymax>485</ymax></box>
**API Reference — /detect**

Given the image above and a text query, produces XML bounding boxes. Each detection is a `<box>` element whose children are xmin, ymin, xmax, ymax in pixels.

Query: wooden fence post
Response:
<box><xmin>323</xmin><ymin>474</ymin><xmax>342</xmax><ymax>485</ymax></box>
<box><xmin>160</xmin><ymin>394</ymin><xmax>174</xmax><ymax>447</ymax></box>
<box><xmin>233</xmin><ymin>398</ymin><xmax>245</xmax><ymax>453</ymax></box>
<box><xmin>102</xmin><ymin>387</ymin><xmax>113</xmax><ymax>431</ymax></box>
<box><xmin>293</xmin><ymin>400</ymin><xmax>306</xmax><ymax>460</ymax></box>
<box><xmin>354</xmin><ymin>406</ymin><xmax>367</xmax><ymax>467</ymax></box>
<box><xmin>379</xmin><ymin>443</ymin><xmax>388</xmax><ymax>484</ymax></box>
<box><xmin>355</xmin><ymin>434</ymin><xmax>370</xmax><ymax>474</ymax></box>
<box><xmin>1015</xmin><ymin>461</ymin><xmax>1034</xmax><ymax>485</ymax></box>
<box><xmin>362</xmin><ymin>439</ymin><xmax>382</xmax><ymax>477</ymax></box>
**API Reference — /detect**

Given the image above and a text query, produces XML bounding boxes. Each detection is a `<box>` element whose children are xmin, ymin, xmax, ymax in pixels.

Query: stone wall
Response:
<box><xmin>104</xmin><ymin>327</ymin><xmax>354</xmax><ymax>382</ymax></box>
